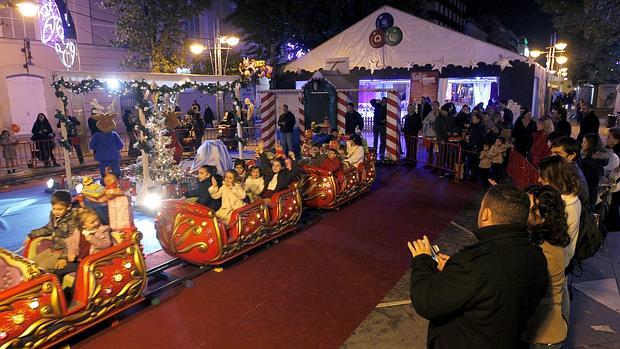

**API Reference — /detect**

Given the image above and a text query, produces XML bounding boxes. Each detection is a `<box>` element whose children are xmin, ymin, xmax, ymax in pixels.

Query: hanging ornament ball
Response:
<box><xmin>375</xmin><ymin>13</ymin><xmax>394</xmax><ymax>30</ymax></box>
<box><xmin>384</xmin><ymin>26</ymin><xmax>403</xmax><ymax>46</ymax></box>
<box><xmin>369</xmin><ymin>29</ymin><xmax>385</xmax><ymax>48</ymax></box>
<box><xmin>10</xmin><ymin>123</ymin><xmax>20</xmax><ymax>133</ymax></box>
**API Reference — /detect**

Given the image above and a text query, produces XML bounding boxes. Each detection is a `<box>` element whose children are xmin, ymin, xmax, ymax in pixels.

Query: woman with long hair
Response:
<box><xmin>530</xmin><ymin>116</ymin><xmax>554</xmax><ymax>167</ymax></box>
<box><xmin>538</xmin><ymin>156</ymin><xmax>581</xmax><ymax>265</ymax></box>
<box><xmin>538</xmin><ymin>155</ymin><xmax>582</xmax><ymax>324</ymax></box>
<box><xmin>523</xmin><ymin>185</ymin><xmax>570</xmax><ymax>348</ymax></box>
<box><xmin>31</xmin><ymin>113</ymin><xmax>59</xmax><ymax>167</ymax></box>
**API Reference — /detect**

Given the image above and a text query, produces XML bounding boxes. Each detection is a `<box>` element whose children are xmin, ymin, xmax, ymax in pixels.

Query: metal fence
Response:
<box><xmin>506</xmin><ymin>150</ymin><xmax>539</xmax><ymax>189</ymax></box>
<box><xmin>0</xmin><ymin>127</ymin><xmax>263</xmax><ymax>172</ymax></box>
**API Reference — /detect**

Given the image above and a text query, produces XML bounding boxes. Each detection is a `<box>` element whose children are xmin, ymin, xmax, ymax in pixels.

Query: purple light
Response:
<box><xmin>285</xmin><ymin>42</ymin><xmax>308</xmax><ymax>62</ymax></box>
<box><xmin>39</xmin><ymin>0</ymin><xmax>64</xmax><ymax>48</ymax></box>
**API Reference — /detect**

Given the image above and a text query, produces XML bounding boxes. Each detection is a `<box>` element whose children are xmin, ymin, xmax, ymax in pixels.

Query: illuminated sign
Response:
<box><xmin>38</xmin><ymin>0</ymin><xmax>76</xmax><ymax>68</ymax></box>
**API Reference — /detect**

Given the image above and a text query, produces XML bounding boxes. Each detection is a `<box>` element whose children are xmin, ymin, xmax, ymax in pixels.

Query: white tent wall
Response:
<box><xmin>284</xmin><ymin>5</ymin><xmax>525</xmax><ymax>73</ymax></box>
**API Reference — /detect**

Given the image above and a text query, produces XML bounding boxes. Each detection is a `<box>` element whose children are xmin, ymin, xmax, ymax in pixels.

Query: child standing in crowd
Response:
<box><xmin>0</xmin><ymin>129</ymin><xmax>18</xmax><ymax>173</ymax></box>
<box><xmin>489</xmin><ymin>137</ymin><xmax>508</xmax><ymax>181</ymax></box>
<box><xmin>244</xmin><ymin>166</ymin><xmax>265</xmax><ymax>201</ymax></box>
<box><xmin>27</xmin><ymin>191</ymin><xmax>76</xmax><ymax>271</ymax></box>
<box><xmin>478</xmin><ymin>143</ymin><xmax>493</xmax><ymax>184</ymax></box>
<box><xmin>209</xmin><ymin>170</ymin><xmax>246</xmax><ymax>224</ymax></box>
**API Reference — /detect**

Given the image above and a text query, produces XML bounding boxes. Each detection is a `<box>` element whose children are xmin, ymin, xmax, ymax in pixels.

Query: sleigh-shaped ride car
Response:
<box><xmin>155</xmin><ymin>187</ymin><xmax>302</xmax><ymax>266</ymax></box>
<box><xmin>0</xmin><ymin>230</ymin><xmax>146</xmax><ymax>349</ymax></box>
<box><xmin>301</xmin><ymin>153</ymin><xmax>376</xmax><ymax>209</ymax></box>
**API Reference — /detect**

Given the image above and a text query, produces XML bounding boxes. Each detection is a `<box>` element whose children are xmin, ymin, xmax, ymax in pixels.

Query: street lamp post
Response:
<box><xmin>190</xmin><ymin>34</ymin><xmax>245</xmax><ymax>157</ymax></box>
<box><xmin>529</xmin><ymin>34</ymin><xmax>569</xmax><ymax>113</ymax></box>
<box><xmin>190</xmin><ymin>34</ymin><xmax>239</xmax><ymax>75</ymax></box>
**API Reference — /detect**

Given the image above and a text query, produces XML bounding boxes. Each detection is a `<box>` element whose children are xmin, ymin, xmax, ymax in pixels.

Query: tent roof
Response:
<box><xmin>52</xmin><ymin>71</ymin><xmax>238</xmax><ymax>86</ymax></box>
<box><xmin>284</xmin><ymin>5</ymin><xmax>526</xmax><ymax>73</ymax></box>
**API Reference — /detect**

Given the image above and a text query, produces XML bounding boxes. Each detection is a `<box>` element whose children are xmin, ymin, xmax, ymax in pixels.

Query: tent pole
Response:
<box><xmin>137</xmin><ymin>103</ymin><xmax>150</xmax><ymax>199</ymax></box>
<box><xmin>57</xmin><ymin>94</ymin><xmax>72</xmax><ymax>185</ymax></box>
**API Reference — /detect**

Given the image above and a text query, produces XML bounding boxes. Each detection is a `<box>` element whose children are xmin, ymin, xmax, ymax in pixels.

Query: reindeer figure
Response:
<box><xmin>88</xmin><ymin>99</ymin><xmax>124</xmax><ymax>179</ymax></box>
<box><xmin>159</xmin><ymin>93</ymin><xmax>183</xmax><ymax>163</ymax></box>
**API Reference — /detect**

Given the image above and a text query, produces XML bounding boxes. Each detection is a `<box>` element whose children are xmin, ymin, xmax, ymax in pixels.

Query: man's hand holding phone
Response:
<box><xmin>408</xmin><ymin>235</ymin><xmax>450</xmax><ymax>271</ymax></box>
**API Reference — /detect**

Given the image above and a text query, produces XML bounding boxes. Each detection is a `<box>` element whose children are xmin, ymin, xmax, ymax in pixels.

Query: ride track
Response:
<box><xmin>0</xmin><ymin>154</ymin><xmax>377</xmax><ymax>348</ymax></box>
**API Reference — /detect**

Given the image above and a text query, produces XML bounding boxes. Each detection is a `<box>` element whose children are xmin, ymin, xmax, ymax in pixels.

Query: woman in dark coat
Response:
<box><xmin>31</xmin><ymin>113</ymin><xmax>59</xmax><ymax>167</ymax></box>
<box><xmin>581</xmin><ymin>134</ymin><xmax>609</xmax><ymax>212</ymax></box>
<box><xmin>511</xmin><ymin>109</ymin><xmax>537</xmax><ymax>157</ymax></box>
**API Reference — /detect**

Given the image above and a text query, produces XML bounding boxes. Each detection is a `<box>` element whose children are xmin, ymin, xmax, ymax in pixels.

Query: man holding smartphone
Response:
<box><xmin>407</xmin><ymin>185</ymin><xmax>548</xmax><ymax>349</ymax></box>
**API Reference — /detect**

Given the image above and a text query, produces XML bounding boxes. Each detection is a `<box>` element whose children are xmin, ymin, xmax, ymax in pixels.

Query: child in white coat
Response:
<box><xmin>209</xmin><ymin>170</ymin><xmax>246</xmax><ymax>225</ymax></box>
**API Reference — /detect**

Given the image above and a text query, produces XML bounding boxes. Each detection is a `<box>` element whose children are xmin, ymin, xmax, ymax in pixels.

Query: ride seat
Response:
<box><xmin>0</xmin><ymin>249</ymin><xmax>41</xmax><ymax>292</ymax></box>
<box><xmin>226</xmin><ymin>201</ymin><xmax>267</xmax><ymax>243</ymax></box>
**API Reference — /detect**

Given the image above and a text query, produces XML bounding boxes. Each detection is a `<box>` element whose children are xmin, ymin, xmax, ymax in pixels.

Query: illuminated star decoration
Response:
<box><xmin>469</xmin><ymin>60</ymin><xmax>479</xmax><ymax>70</ymax></box>
<box><xmin>368</xmin><ymin>58</ymin><xmax>380</xmax><ymax>74</ymax></box>
<box><xmin>496</xmin><ymin>55</ymin><xmax>513</xmax><ymax>71</ymax></box>
<box><xmin>431</xmin><ymin>57</ymin><xmax>447</xmax><ymax>72</ymax></box>
<box><xmin>405</xmin><ymin>61</ymin><xmax>415</xmax><ymax>71</ymax></box>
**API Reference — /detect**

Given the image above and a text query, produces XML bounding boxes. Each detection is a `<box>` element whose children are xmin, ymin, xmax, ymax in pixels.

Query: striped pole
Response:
<box><xmin>260</xmin><ymin>92</ymin><xmax>276</xmax><ymax>149</ymax></box>
<box><xmin>336</xmin><ymin>92</ymin><xmax>350</xmax><ymax>133</ymax></box>
<box><xmin>298</xmin><ymin>103</ymin><xmax>305</xmax><ymax>132</ymax></box>
<box><xmin>386</xmin><ymin>91</ymin><xmax>401</xmax><ymax>161</ymax></box>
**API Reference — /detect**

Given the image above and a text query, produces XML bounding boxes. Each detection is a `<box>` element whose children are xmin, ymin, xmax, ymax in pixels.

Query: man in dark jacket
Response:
<box><xmin>408</xmin><ymin>184</ymin><xmax>548</xmax><ymax>349</ymax></box>
<box><xmin>403</xmin><ymin>104</ymin><xmax>422</xmax><ymax>162</ymax></box>
<box><xmin>555</xmin><ymin>107</ymin><xmax>572</xmax><ymax>137</ymax></box>
<box><xmin>203</xmin><ymin>104</ymin><xmax>215</xmax><ymax>128</ymax></box>
<box><xmin>277</xmin><ymin>104</ymin><xmax>296</xmax><ymax>155</ymax></box>
<box><xmin>370</xmin><ymin>97</ymin><xmax>388</xmax><ymax>159</ymax></box>
<box><xmin>499</xmin><ymin>100</ymin><xmax>514</xmax><ymax>129</ymax></box>
<box><xmin>577</xmin><ymin>103</ymin><xmax>599</xmax><ymax>142</ymax></box>
<box><xmin>433</xmin><ymin>104</ymin><xmax>455</xmax><ymax>142</ymax></box>
<box><xmin>454</xmin><ymin>104</ymin><xmax>471</xmax><ymax>132</ymax></box>
<box><xmin>344</xmin><ymin>102</ymin><xmax>364</xmax><ymax>134</ymax></box>
<box><xmin>87</xmin><ymin>108</ymin><xmax>100</xmax><ymax>136</ymax></box>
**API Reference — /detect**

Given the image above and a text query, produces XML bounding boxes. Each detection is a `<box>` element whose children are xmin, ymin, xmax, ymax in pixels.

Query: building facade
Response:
<box><xmin>0</xmin><ymin>0</ymin><xmax>126</xmax><ymax>134</ymax></box>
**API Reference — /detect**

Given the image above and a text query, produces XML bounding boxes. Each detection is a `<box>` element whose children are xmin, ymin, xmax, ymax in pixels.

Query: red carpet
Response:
<box><xmin>75</xmin><ymin>166</ymin><xmax>478</xmax><ymax>349</ymax></box>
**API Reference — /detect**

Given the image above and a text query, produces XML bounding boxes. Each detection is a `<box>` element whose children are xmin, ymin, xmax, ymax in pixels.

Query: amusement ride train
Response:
<box><xmin>0</xmin><ymin>142</ymin><xmax>376</xmax><ymax>348</ymax></box>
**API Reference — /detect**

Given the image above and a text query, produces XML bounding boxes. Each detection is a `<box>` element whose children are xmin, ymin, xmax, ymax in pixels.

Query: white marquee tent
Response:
<box><xmin>284</xmin><ymin>5</ymin><xmax>527</xmax><ymax>73</ymax></box>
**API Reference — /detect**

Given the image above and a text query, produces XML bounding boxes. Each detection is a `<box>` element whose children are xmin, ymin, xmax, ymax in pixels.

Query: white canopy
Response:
<box><xmin>284</xmin><ymin>5</ymin><xmax>526</xmax><ymax>72</ymax></box>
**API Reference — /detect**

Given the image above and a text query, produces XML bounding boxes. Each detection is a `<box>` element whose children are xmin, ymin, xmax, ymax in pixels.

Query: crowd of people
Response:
<box><xmin>405</xmin><ymin>98</ymin><xmax>618</xmax><ymax>347</ymax></box>
<box><xmin>407</xmin><ymin>171</ymin><xmax>600</xmax><ymax>348</ymax></box>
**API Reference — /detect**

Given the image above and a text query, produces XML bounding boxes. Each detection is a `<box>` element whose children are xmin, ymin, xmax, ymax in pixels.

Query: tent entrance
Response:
<box><xmin>441</xmin><ymin>76</ymin><xmax>498</xmax><ymax>110</ymax></box>
<box><xmin>358</xmin><ymin>79</ymin><xmax>410</xmax><ymax>128</ymax></box>
<box><xmin>307</xmin><ymin>91</ymin><xmax>330</xmax><ymax>128</ymax></box>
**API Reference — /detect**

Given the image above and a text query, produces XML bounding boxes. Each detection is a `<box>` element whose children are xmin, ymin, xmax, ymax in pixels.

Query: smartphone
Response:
<box><xmin>430</xmin><ymin>244</ymin><xmax>440</xmax><ymax>262</ymax></box>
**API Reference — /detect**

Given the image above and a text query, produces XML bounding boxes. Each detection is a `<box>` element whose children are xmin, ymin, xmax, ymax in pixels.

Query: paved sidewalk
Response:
<box><xmin>343</xmin><ymin>191</ymin><xmax>620</xmax><ymax>349</ymax></box>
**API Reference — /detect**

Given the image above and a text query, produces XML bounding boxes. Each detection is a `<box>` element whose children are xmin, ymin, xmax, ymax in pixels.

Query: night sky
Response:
<box><xmin>468</xmin><ymin>0</ymin><xmax>556</xmax><ymax>49</ymax></box>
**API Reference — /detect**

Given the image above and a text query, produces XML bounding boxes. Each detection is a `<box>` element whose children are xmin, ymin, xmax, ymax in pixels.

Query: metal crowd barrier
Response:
<box><xmin>1</xmin><ymin>127</ymin><xmax>265</xmax><ymax>172</ymax></box>
<box><xmin>506</xmin><ymin>150</ymin><xmax>539</xmax><ymax>189</ymax></box>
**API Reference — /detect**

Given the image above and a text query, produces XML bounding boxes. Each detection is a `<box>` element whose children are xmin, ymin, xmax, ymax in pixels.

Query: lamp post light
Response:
<box><xmin>190</xmin><ymin>34</ymin><xmax>239</xmax><ymax>76</ymax></box>
<box><xmin>529</xmin><ymin>33</ymin><xmax>568</xmax><ymax>77</ymax></box>
<box><xmin>15</xmin><ymin>0</ymin><xmax>38</xmax><ymax>16</ymax></box>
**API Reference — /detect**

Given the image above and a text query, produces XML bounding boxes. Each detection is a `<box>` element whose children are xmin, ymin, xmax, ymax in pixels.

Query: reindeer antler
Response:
<box><xmin>90</xmin><ymin>99</ymin><xmax>105</xmax><ymax>115</ymax></box>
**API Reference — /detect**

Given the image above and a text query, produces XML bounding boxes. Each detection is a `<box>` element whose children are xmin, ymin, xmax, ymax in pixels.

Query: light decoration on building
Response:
<box><xmin>38</xmin><ymin>0</ymin><xmax>76</xmax><ymax>68</ymax></box>
<box><xmin>285</xmin><ymin>42</ymin><xmax>308</xmax><ymax>62</ymax></box>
